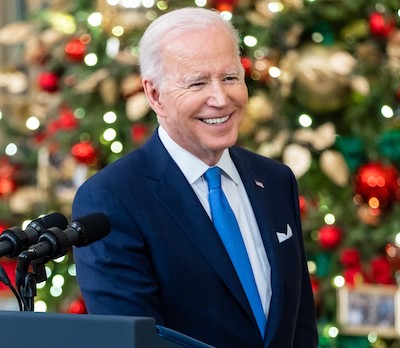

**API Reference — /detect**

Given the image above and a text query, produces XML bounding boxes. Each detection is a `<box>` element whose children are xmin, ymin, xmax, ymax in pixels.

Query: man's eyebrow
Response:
<box><xmin>182</xmin><ymin>73</ymin><xmax>207</xmax><ymax>83</ymax></box>
<box><xmin>182</xmin><ymin>68</ymin><xmax>242</xmax><ymax>83</ymax></box>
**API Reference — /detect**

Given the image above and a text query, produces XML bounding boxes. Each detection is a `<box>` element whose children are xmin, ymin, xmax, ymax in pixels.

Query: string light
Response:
<box><xmin>142</xmin><ymin>0</ymin><xmax>155</xmax><ymax>8</ymax></box>
<box><xmin>87</xmin><ymin>12</ymin><xmax>103</xmax><ymax>27</ymax></box>
<box><xmin>307</xmin><ymin>260</ymin><xmax>317</xmax><ymax>274</ymax></box>
<box><xmin>395</xmin><ymin>233</ymin><xmax>400</xmax><ymax>247</ymax></box>
<box><xmin>243</xmin><ymin>35</ymin><xmax>257</xmax><ymax>48</ymax></box>
<box><xmin>367</xmin><ymin>332</ymin><xmax>378</xmax><ymax>343</ymax></box>
<box><xmin>268</xmin><ymin>1</ymin><xmax>284</xmax><ymax>13</ymax></box>
<box><xmin>68</xmin><ymin>264</ymin><xmax>77</xmax><ymax>277</ymax></box>
<box><xmin>110</xmin><ymin>141</ymin><xmax>123</xmax><ymax>153</ymax></box>
<box><xmin>50</xmin><ymin>286</ymin><xmax>63</xmax><ymax>297</ymax></box>
<box><xmin>106</xmin><ymin>37</ymin><xmax>120</xmax><ymax>58</ymax></box>
<box><xmin>84</xmin><ymin>53</ymin><xmax>98</xmax><ymax>66</ymax></box>
<box><xmin>327</xmin><ymin>326</ymin><xmax>339</xmax><ymax>338</ymax></box>
<box><xmin>35</xmin><ymin>301</ymin><xmax>47</xmax><ymax>312</ymax></box>
<box><xmin>112</xmin><ymin>25</ymin><xmax>124</xmax><ymax>37</ymax></box>
<box><xmin>103</xmin><ymin>128</ymin><xmax>117</xmax><ymax>142</ymax></box>
<box><xmin>269</xmin><ymin>66</ymin><xmax>281</xmax><ymax>78</ymax></box>
<box><xmin>194</xmin><ymin>0</ymin><xmax>206</xmax><ymax>7</ymax></box>
<box><xmin>106</xmin><ymin>0</ymin><xmax>119</xmax><ymax>6</ymax></box>
<box><xmin>5</xmin><ymin>143</ymin><xmax>17</xmax><ymax>156</ymax></box>
<box><xmin>333</xmin><ymin>275</ymin><xmax>345</xmax><ymax>288</ymax></box>
<box><xmin>381</xmin><ymin>105</ymin><xmax>394</xmax><ymax>118</ymax></box>
<box><xmin>26</xmin><ymin>116</ymin><xmax>40</xmax><ymax>130</ymax></box>
<box><xmin>103</xmin><ymin>111</ymin><xmax>117</xmax><ymax>123</ymax></box>
<box><xmin>324</xmin><ymin>213</ymin><xmax>335</xmax><ymax>225</ymax></box>
<box><xmin>74</xmin><ymin>108</ymin><xmax>85</xmax><ymax>119</ymax></box>
<box><xmin>298</xmin><ymin>113</ymin><xmax>312</xmax><ymax>127</ymax></box>
<box><xmin>52</xmin><ymin>274</ymin><xmax>65</xmax><ymax>288</ymax></box>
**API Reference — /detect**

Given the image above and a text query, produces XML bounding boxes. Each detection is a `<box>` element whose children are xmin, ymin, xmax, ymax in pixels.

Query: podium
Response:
<box><xmin>0</xmin><ymin>311</ymin><xmax>215</xmax><ymax>348</ymax></box>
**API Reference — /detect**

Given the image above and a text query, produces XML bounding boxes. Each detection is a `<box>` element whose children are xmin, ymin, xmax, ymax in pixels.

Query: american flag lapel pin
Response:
<box><xmin>254</xmin><ymin>180</ymin><xmax>265</xmax><ymax>189</ymax></box>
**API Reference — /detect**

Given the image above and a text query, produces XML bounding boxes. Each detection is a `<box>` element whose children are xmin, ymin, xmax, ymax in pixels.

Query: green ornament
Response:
<box><xmin>337</xmin><ymin>335</ymin><xmax>369</xmax><ymax>348</ymax></box>
<box><xmin>379</xmin><ymin>130</ymin><xmax>400</xmax><ymax>163</ymax></box>
<box><xmin>335</xmin><ymin>137</ymin><xmax>366</xmax><ymax>173</ymax></box>
<box><xmin>315</xmin><ymin>253</ymin><xmax>332</xmax><ymax>278</ymax></box>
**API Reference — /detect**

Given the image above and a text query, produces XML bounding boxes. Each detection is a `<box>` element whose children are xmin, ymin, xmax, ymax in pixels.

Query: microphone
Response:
<box><xmin>26</xmin><ymin>212</ymin><xmax>110</xmax><ymax>260</ymax></box>
<box><xmin>0</xmin><ymin>212</ymin><xmax>68</xmax><ymax>258</ymax></box>
<box><xmin>16</xmin><ymin>212</ymin><xmax>110</xmax><ymax>290</ymax></box>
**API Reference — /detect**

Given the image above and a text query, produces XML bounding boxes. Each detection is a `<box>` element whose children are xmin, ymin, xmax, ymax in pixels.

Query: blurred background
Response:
<box><xmin>0</xmin><ymin>0</ymin><xmax>399</xmax><ymax>347</ymax></box>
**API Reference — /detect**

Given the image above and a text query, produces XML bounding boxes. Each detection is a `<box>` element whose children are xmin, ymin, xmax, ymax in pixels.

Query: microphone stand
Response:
<box><xmin>17</xmin><ymin>251</ymin><xmax>48</xmax><ymax>312</ymax></box>
<box><xmin>0</xmin><ymin>265</ymin><xmax>23</xmax><ymax>311</ymax></box>
<box><xmin>20</xmin><ymin>272</ymin><xmax>36</xmax><ymax>311</ymax></box>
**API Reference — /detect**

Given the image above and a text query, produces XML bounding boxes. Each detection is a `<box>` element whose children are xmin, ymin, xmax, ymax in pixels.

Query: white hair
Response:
<box><xmin>138</xmin><ymin>7</ymin><xmax>242</xmax><ymax>90</ymax></box>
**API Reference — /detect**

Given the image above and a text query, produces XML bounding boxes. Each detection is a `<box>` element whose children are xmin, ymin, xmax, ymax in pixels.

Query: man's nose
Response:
<box><xmin>207</xmin><ymin>82</ymin><xmax>229</xmax><ymax>107</ymax></box>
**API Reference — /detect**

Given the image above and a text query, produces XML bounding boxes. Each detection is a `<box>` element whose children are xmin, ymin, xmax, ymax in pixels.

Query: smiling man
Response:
<box><xmin>72</xmin><ymin>7</ymin><xmax>318</xmax><ymax>348</ymax></box>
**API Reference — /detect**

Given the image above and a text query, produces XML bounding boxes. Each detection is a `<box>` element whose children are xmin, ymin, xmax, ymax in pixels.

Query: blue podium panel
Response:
<box><xmin>0</xmin><ymin>311</ymin><xmax>215</xmax><ymax>348</ymax></box>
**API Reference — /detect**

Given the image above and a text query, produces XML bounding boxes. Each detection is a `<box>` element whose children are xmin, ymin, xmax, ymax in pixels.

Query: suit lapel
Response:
<box><xmin>139</xmin><ymin>132</ymin><xmax>255</xmax><ymax>323</ymax></box>
<box><xmin>230</xmin><ymin>147</ymin><xmax>283</xmax><ymax>346</ymax></box>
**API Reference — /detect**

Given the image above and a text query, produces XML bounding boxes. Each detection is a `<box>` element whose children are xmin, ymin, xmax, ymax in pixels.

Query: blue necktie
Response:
<box><xmin>204</xmin><ymin>167</ymin><xmax>266</xmax><ymax>337</ymax></box>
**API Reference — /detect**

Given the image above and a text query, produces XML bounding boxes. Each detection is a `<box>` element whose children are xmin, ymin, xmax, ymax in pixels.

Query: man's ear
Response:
<box><xmin>142</xmin><ymin>79</ymin><xmax>164</xmax><ymax>115</ymax></box>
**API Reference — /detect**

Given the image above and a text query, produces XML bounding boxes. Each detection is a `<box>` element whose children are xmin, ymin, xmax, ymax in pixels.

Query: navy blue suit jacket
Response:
<box><xmin>72</xmin><ymin>130</ymin><xmax>318</xmax><ymax>348</ymax></box>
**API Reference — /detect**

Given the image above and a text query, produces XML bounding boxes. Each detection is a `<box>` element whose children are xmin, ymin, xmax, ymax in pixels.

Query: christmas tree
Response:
<box><xmin>0</xmin><ymin>0</ymin><xmax>399</xmax><ymax>346</ymax></box>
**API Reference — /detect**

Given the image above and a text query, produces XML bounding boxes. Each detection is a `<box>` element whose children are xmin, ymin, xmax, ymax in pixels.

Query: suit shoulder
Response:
<box><xmin>79</xmin><ymin>149</ymin><xmax>143</xmax><ymax>189</ymax></box>
<box><xmin>231</xmin><ymin>146</ymin><xmax>292</xmax><ymax>174</ymax></box>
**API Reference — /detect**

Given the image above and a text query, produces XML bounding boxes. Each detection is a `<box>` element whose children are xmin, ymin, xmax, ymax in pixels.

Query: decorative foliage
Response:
<box><xmin>0</xmin><ymin>0</ymin><xmax>399</xmax><ymax>345</ymax></box>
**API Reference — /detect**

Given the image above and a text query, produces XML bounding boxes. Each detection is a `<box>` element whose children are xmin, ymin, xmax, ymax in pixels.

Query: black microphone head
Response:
<box><xmin>70</xmin><ymin>213</ymin><xmax>110</xmax><ymax>247</ymax></box>
<box><xmin>29</xmin><ymin>212</ymin><xmax>68</xmax><ymax>230</ymax></box>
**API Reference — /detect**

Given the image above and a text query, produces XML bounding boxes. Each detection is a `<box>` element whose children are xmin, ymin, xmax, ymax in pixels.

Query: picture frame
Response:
<box><xmin>337</xmin><ymin>284</ymin><xmax>400</xmax><ymax>338</ymax></box>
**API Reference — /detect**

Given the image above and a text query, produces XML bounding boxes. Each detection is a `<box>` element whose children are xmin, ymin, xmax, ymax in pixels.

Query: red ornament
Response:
<box><xmin>0</xmin><ymin>258</ymin><xmax>17</xmax><ymax>291</ymax></box>
<box><xmin>298</xmin><ymin>195</ymin><xmax>308</xmax><ymax>218</ymax></box>
<box><xmin>343</xmin><ymin>268</ymin><xmax>365</xmax><ymax>286</ymax></box>
<box><xmin>0</xmin><ymin>178</ymin><xmax>16</xmax><ymax>198</ymax></box>
<box><xmin>318</xmin><ymin>225</ymin><xmax>342</xmax><ymax>250</ymax></box>
<box><xmin>67</xmin><ymin>297</ymin><xmax>87</xmax><ymax>314</ymax></box>
<box><xmin>38</xmin><ymin>72</ymin><xmax>59</xmax><ymax>93</ymax></box>
<box><xmin>310</xmin><ymin>276</ymin><xmax>320</xmax><ymax>294</ymax></box>
<box><xmin>46</xmin><ymin>107</ymin><xmax>78</xmax><ymax>137</ymax></box>
<box><xmin>369</xmin><ymin>12</ymin><xmax>396</xmax><ymax>37</ymax></box>
<box><xmin>340</xmin><ymin>248</ymin><xmax>361</xmax><ymax>269</ymax></box>
<box><xmin>370</xmin><ymin>256</ymin><xmax>394</xmax><ymax>285</ymax></box>
<box><xmin>65</xmin><ymin>38</ymin><xmax>86</xmax><ymax>62</ymax></box>
<box><xmin>71</xmin><ymin>141</ymin><xmax>98</xmax><ymax>165</ymax></box>
<box><xmin>386</xmin><ymin>242</ymin><xmax>400</xmax><ymax>271</ymax></box>
<box><xmin>211</xmin><ymin>0</ymin><xmax>236</xmax><ymax>12</ymax></box>
<box><xmin>0</xmin><ymin>158</ymin><xmax>18</xmax><ymax>198</ymax></box>
<box><xmin>131</xmin><ymin>124</ymin><xmax>149</xmax><ymax>145</ymax></box>
<box><xmin>59</xmin><ymin>108</ymin><xmax>78</xmax><ymax>130</ymax></box>
<box><xmin>0</xmin><ymin>222</ymin><xmax>8</xmax><ymax>233</ymax></box>
<box><xmin>354</xmin><ymin>161</ymin><xmax>400</xmax><ymax>209</ymax></box>
<box><xmin>241</xmin><ymin>57</ymin><xmax>252</xmax><ymax>76</ymax></box>
<box><xmin>340</xmin><ymin>248</ymin><xmax>365</xmax><ymax>285</ymax></box>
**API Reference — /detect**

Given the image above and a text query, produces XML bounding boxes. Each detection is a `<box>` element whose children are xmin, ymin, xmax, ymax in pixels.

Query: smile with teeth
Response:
<box><xmin>201</xmin><ymin>115</ymin><xmax>230</xmax><ymax>125</ymax></box>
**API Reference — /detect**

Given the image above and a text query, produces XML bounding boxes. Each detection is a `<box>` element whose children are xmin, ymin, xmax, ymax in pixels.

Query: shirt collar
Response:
<box><xmin>158</xmin><ymin>126</ymin><xmax>239</xmax><ymax>186</ymax></box>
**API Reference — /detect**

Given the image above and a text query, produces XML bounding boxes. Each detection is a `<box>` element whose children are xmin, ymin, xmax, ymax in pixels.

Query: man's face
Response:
<box><xmin>144</xmin><ymin>25</ymin><xmax>248</xmax><ymax>165</ymax></box>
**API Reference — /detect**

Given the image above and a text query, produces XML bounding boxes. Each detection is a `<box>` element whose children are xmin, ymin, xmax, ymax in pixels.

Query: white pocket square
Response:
<box><xmin>276</xmin><ymin>224</ymin><xmax>293</xmax><ymax>243</ymax></box>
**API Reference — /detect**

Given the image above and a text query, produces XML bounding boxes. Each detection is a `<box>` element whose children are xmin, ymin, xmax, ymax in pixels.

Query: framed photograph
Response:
<box><xmin>337</xmin><ymin>284</ymin><xmax>400</xmax><ymax>338</ymax></box>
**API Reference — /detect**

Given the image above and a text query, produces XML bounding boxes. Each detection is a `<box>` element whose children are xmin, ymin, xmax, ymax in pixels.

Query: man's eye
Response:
<box><xmin>189</xmin><ymin>82</ymin><xmax>205</xmax><ymax>88</ymax></box>
<box><xmin>224</xmin><ymin>76</ymin><xmax>238</xmax><ymax>82</ymax></box>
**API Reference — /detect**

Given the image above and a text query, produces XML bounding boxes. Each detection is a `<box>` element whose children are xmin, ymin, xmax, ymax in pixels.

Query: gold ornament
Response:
<box><xmin>0</xmin><ymin>21</ymin><xmax>34</xmax><ymax>45</ymax></box>
<box><xmin>290</xmin><ymin>44</ymin><xmax>356</xmax><ymax>113</ymax></box>
<box><xmin>125</xmin><ymin>92</ymin><xmax>150</xmax><ymax>121</ymax></box>
<box><xmin>9</xmin><ymin>186</ymin><xmax>46</xmax><ymax>214</ymax></box>
<box><xmin>319</xmin><ymin>150</ymin><xmax>349</xmax><ymax>187</ymax></box>
<box><xmin>293</xmin><ymin>122</ymin><xmax>336</xmax><ymax>151</ymax></box>
<box><xmin>282</xmin><ymin>143</ymin><xmax>312</xmax><ymax>179</ymax></box>
<box><xmin>99</xmin><ymin>77</ymin><xmax>119</xmax><ymax>106</ymax></box>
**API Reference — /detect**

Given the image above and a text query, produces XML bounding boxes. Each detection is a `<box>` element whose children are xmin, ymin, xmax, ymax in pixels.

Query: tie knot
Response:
<box><xmin>204</xmin><ymin>167</ymin><xmax>221</xmax><ymax>190</ymax></box>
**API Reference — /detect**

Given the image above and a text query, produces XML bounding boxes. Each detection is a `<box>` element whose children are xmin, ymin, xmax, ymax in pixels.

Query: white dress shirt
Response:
<box><xmin>158</xmin><ymin>126</ymin><xmax>272</xmax><ymax>320</ymax></box>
